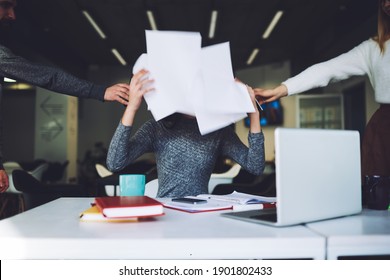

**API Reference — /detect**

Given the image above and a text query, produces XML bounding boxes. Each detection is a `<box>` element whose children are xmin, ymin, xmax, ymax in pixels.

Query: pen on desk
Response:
<box><xmin>255</xmin><ymin>98</ymin><xmax>264</xmax><ymax>111</ymax></box>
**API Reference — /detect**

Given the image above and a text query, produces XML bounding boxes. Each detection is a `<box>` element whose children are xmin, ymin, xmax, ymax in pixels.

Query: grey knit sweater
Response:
<box><xmin>107</xmin><ymin>117</ymin><xmax>265</xmax><ymax>197</ymax></box>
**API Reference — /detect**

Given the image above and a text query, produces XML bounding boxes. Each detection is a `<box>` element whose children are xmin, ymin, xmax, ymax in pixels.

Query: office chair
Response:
<box><xmin>208</xmin><ymin>163</ymin><xmax>241</xmax><ymax>194</ymax></box>
<box><xmin>95</xmin><ymin>163</ymin><xmax>118</xmax><ymax>196</ymax></box>
<box><xmin>95</xmin><ymin>163</ymin><xmax>113</xmax><ymax>177</ymax></box>
<box><xmin>41</xmin><ymin>160</ymin><xmax>69</xmax><ymax>183</ymax></box>
<box><xmin>144</xmin><ymin>179</ymin><xmax>159</xmax><ymax>197</ymax></box>
<box><xmin>12</xmin><ymin>169</ymin><xmax>89</xmax><ymax>210</ymax></box>
<box><xmin>29</xmin><ymin>162</ymin><xmax>50</xmax><ymax>181</ymax></box>
<box><xmin>1</xmin><ymin>162</ymin><xmax>49</xmax><ymax>215</ymax></box>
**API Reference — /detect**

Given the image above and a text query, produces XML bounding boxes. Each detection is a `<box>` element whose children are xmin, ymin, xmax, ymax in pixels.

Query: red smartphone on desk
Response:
<box><xmin>171</xmin><ymin>198</ymin><xmax>207</xmax><ymax>204</ymax></box>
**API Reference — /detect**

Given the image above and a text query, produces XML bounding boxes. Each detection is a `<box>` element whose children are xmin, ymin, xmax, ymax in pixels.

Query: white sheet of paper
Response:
<box><xmin>200</xmin><ymin>43</ymin><xmax>255</xmax><ymax>114</ymax></box>
<box><xmin>132</xmin><ymin>30</ymin><xmax>255</xmax><ymax>135</ymax></box>
<box><xmin>147</xmin><ymin>30</ymin><xmax>201</xmax><ymax>118</ymax></box>
<box><xmin>189</xmin><ymin>66</ymin><xmax>247</xmax><ymax>135</ymax></box>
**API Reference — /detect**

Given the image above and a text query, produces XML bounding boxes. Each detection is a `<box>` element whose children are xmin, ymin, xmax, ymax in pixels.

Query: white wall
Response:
<box><xmin>34</xmin><ymin>88</ymin><xmax>78</xmax><ymax>182</ymax></box>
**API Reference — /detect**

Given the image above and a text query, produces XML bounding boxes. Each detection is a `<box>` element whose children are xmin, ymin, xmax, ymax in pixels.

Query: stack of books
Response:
<box><xmin>80</xmin><ymin>196</ymin><xmax>164</xmax><ymax>222</ymax></box>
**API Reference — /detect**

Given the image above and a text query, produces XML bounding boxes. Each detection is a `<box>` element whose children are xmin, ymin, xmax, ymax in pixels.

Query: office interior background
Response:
<box><xmin>2</xmin><ymin>0</ymin><xmax>379</xmax><ymax>182</ymax></box>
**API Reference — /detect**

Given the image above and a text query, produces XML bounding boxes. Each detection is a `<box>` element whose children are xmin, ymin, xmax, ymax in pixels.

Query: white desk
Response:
<box><xmin>0</xmin><ymin>198</ymin><xmax>325</xmax><ymax>260</ymax></box>
<box><xmin>306</xmin><ymin>209</ymin><xmax>390</xmax><ymax>259</ymax></box>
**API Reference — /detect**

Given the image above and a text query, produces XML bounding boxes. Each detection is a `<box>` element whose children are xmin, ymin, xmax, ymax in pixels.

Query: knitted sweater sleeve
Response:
<box><xmin>106</xmin><ymin>121</ymin><xmax>154</xmax><ymax>172</ymax></box>
<box><xmin>221</xmin><ymin>129</ymin><xmax>265</xmax><ymax>176</ymax></box>
<box><xmin>283</xmin><ymin>40</ymin><xmax>371</xmax><ymax>95</ymax></box>
<box><xmin>0</xmin><ymin>44</ymin><xmax>105</xmax><ymax>101</ymax></box>
<box><xmin>0</xmin><ymin>88</ymin><xmax>3</xmax><ymax>170</ymax></box>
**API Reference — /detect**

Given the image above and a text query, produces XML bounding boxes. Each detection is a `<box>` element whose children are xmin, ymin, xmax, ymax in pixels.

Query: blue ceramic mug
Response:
<box><xmin>119</xmin><ymin>174</ymin><xmax>146</xmax><ymax>196</ymax></box>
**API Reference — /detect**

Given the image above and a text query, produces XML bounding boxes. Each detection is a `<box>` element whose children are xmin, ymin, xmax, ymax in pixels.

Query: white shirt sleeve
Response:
<box><xmin>283</xmin><ymin>40</ymin><xmax>372</xmax><ymax>95</ymax></box>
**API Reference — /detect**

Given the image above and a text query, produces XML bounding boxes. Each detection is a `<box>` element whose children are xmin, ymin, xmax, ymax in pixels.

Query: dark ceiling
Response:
<box><xmin>4</xmin><ymin>0</ymin><xmax>378</xmax><ymax>78</ymax></box>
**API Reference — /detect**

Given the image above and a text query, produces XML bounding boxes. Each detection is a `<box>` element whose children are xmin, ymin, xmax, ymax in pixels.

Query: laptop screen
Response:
<box><xmin>222</xmin><ymin>128</ymin><xmax>362</xmax><ymax>227</ymax></box>
<box><xmin>275</xmin><ymin>128</ymin><xmax>362</xmax><ymax>226</ymax></box>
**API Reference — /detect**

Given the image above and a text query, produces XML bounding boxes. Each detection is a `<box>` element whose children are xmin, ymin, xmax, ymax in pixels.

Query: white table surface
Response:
<box><xmin>0</xmin><ymin>197</ymin><xmax>325</xmax><ymax>260</ymax></box>
<box><xmin>306</xmin><ymin>209</ymin><xmax>390</xmax><ymax>259</ymax></box>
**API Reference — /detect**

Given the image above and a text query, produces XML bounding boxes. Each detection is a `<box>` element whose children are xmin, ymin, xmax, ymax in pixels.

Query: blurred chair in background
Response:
<box><xmin>208</xmin><ymin>163</ymin><xmax>241</xmax><ymax>194</ymax></box>
<box><xmin>144</xmin><ymin>178</ymin><xmax>159</xmax><ymax>197</ymax></box>
<box><xmin>41</xmin><ymin>161</ymin><xmax>69</xmax><ymax>183</ymax></box>
<box><xmin>95</xmin><ymin>163</ymin><xmax>118</xmax><ymax>196</ymax></box>
<box><xmin>0</xmin><ymin>161</ymin><xmax>49</xmax><ymax>217</ymax></box>
<box><xmin>12</xmin><ymin>169</ymin><xmax>89</xmax><ymax>210</ymax></box>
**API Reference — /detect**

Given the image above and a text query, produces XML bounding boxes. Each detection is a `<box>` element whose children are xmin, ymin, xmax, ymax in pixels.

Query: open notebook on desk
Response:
<box><xmin>222</xmin><ymin>128</ymin><xmax>362</xmax><ymax>226</ymax></box>
<box><xmin>160</xmin><ymin>191</ymin><xmax>276</xmax><ymax>213</ymax></box>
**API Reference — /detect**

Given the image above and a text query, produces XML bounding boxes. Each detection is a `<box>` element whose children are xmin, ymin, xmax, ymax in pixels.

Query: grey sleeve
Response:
<box><xmin>0</xmin><ymin>86</ymin><xmax>3</xmax><ymax>169</ymax></box>
<box><xmin>0</xmin><ymin>44</ymin><xmax>106</xmax><ymax>101</ymax></box>
<box><xmin>106</xmin><ymin>121</ymin><xmax>154</xmax><ymax>172</ymax></box>
<box><xmin>221</xmin><ymin>128</ymin><xmax>265</xmax><ymax>176</ymax></box>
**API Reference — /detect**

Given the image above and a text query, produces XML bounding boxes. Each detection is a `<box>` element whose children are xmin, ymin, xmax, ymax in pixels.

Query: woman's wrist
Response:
<box><xmin>277</xmin><ymin>84</ymin><xmax>288</xmax><ymax>97</ymax></box>
<box><xmin>249</xmin><ymin>111</ymin><xmax>261</xmax><ymax>133</ymax></box>
<box><xmin>121</xmin><ymin>107</ymin><xmax>137</xmax><ymax>126</ymax></box>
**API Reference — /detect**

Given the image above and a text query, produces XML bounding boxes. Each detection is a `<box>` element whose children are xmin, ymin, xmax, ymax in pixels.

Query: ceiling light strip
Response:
<box><xmin>246</xmin><ymin>48</ymin><xmax>259</xmax><ymax>65</ymax></box>
<box><xmin>262</xmin><ymin>10</ymin><xmax>284</xmax><ymax>39</ymax></box>
<box><xmin>208</xmin><ymin>10</ymin><xmax>218</xmax><ymax>39</ymax></box>
<box><xmin>111</xmin><ymin>49</ymin><xmax>127</xmax><ymax>66</ymax></box>
<box><xmin>82</xmin><ymin>10</ymin><xmax>107</xmax><ymax>39</ymax></box>
<box><xmin>147</xmin><ymin>10</ymin><xmax>158</xmax><ymax>30</ymax></box>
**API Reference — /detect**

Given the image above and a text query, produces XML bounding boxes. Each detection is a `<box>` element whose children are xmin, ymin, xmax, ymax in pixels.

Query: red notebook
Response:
<box><xmin>94</xmin><ymin>196</ymin><xmax>164</xmax><ymax>218</ymax></box>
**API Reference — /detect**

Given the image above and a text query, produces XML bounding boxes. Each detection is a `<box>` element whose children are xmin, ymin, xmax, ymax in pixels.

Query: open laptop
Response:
<box><xmin>222</xmin><ymin>128</ymin><xmax>362</xmax><ymax>227</ymax></box>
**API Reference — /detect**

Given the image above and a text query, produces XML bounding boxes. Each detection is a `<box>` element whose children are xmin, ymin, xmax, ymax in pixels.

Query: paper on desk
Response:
<box><xmin>157</xmin><ymin>193</ymin><xmax>276</xmax><ymax>213</ymax></box>
<box><xmin>132</xmin><ymin>30</ymin><xmax>255</xmax><ymax>135</ymax></box>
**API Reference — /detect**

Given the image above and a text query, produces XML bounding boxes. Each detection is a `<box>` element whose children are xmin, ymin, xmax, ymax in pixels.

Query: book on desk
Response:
<box><xmin>80</xmin><ymin>205</ymin><xmax>139</xmax><ymax>222</ymax></box>
<box><xmin>93</xmin><ymin>196</ymin><xmax>165</xmax><ymax>219</ymax></box>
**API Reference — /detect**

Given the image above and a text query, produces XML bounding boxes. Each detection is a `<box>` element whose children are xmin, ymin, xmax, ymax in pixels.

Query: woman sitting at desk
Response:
<box><xmin>106</xmin><ymin>69</ymin><xmax>265</xmax><ymax>197</ymax></box>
